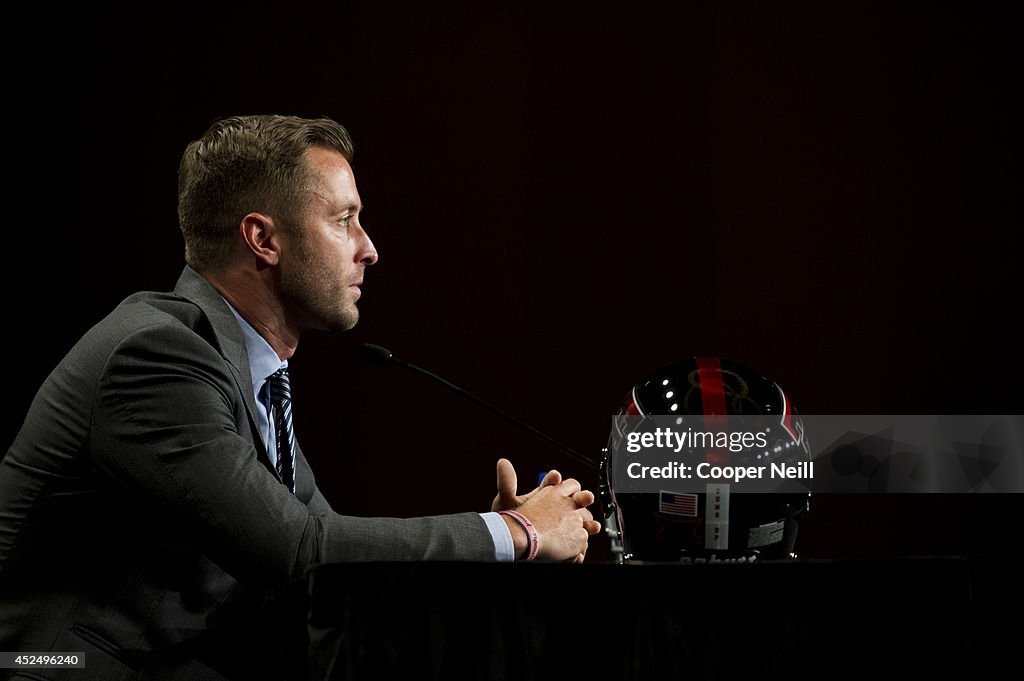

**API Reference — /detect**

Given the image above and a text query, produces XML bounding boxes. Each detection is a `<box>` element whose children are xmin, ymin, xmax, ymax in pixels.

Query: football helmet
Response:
<box><xmin>599</xmin><ymin>356</ymin><xmax>811</xmax><ymax>563</ymax></box>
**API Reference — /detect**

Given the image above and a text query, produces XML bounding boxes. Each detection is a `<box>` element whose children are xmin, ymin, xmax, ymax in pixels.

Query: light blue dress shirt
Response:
<box><xmin>223</xmin><ymin>300</ymin><xmax>513</xmax><ymax>561</ymax></box>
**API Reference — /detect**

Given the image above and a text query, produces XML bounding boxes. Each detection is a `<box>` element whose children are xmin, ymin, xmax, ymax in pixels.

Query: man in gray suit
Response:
<box><xmin>0</xmin><ymin>115</ymin><xmax>600</xmax><ymax>679</ymax></box>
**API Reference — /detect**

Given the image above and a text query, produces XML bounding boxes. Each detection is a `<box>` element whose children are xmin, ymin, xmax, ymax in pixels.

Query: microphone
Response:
<box><xmin>360</xmin><ymin>343</ymin><xmax>598</xmax><ymax>472</ymax></box>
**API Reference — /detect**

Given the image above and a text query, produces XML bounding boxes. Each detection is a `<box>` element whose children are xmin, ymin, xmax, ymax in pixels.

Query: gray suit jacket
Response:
<box><xmin>0</xmin><ymin>266</ymin><xmax>494</xmax><ymax>680</ymax></box>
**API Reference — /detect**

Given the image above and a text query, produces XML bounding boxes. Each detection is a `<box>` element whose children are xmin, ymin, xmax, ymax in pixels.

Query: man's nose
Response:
<box><xmin>357</xmin><ymin>227</ymin><xmax>378</xmax><ymax>266</ymax></box>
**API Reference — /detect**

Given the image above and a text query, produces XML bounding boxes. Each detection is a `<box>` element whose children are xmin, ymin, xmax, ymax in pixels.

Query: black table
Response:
<box><xmin>296</xmin><ymin>554</ymin><xmax>1019</xmax><ymax>680</ymax></box>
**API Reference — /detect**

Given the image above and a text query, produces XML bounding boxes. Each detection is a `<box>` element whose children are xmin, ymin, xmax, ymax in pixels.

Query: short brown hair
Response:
<box><xmin>177</xmin><ymin>114</ymin><xmax>354</xmax><ymax>272</ymax></box>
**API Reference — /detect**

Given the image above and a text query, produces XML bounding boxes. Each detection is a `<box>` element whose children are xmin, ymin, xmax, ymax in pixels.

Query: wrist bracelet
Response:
<box><xmin>499</xmin><ymin>510</ymin><xmax>539</xmax><ymax>561</ymax></box>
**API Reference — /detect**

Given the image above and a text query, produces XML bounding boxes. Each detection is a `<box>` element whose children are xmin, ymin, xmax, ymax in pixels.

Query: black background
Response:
<box><xmin>25</xmin><ymin>1</ymin><xmax>1022</xmax><ymax>562</ymax></box>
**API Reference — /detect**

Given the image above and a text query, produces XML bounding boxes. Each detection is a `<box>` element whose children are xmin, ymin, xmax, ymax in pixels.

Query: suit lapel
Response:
<box><xmin>172</xmin><ymin>267</ymin><xmax>278</xmax><ymax>479</ymax></box>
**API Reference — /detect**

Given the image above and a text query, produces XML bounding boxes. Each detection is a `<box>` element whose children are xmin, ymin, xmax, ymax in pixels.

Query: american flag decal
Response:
<box><xmin>659</xmin><ymin>491</ymin><xmax>698</xmax><ymax>517</ymax></box>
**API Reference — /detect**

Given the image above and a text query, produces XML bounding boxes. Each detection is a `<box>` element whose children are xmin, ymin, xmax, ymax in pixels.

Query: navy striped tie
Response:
<box><xmin>267</xmin><ymin>367</ymin><xmax>297</xmax><ymax>494</ymax></box>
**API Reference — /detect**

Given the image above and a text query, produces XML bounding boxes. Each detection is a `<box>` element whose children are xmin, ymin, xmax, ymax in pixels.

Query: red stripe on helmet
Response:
<box><xmin>696</xmin><ymin>356</ymin><xmax>728</xmax><ymax>464</ymax></box>
<box><xmin>696</xmin><ymin>356</ymin><xmax>727</xmax><ymax>416</ymax></box>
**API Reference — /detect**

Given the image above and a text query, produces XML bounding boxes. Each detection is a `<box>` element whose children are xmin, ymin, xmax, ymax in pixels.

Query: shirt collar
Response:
<box><xmin>221</xmin><ymin>298</ymin><xmax>287</xmax><ymax>389</ymax></box>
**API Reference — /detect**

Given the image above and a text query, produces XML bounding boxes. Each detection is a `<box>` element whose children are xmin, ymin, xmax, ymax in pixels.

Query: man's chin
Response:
<box><xmin>331</xmin><ymin>307</ymin><xmax>359</xmax><ymax>332</ymax></box>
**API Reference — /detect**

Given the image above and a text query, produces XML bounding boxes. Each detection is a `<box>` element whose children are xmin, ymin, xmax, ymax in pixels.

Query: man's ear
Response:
<box><xmin>239</xmin><ymin>212</ymin><xmax>281</xmax><ymax>266</ymax></box>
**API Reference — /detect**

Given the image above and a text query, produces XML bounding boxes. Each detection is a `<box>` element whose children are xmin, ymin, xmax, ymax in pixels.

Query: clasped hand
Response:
<box><xmin>491</xmin><ymin>458</ymin><xmax>602</xmax><ymax>563</ymax></box>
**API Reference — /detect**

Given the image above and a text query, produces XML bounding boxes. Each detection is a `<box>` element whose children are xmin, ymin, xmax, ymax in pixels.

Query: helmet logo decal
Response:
<box><xmin>658</xmin><ymin>491</ymin><xmax>698</xmax><ymax>517</ymax></box>
<box><xmin>686</xmin><ymin>361</ymin><xmax>762</xmax><ymax>414</ymax></box>
<box><xmin>626</xmin><ymin>388</ymin><xmax>644</xmax><ymax>417</ymax></box>
<box><xmin>777</xmin><ymin>385</ymin><xmax>803</xmax><ymax>445</ymax></box>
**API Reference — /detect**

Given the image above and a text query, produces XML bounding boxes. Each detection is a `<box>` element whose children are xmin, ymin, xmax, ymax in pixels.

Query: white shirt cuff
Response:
<box><xmin>480</xmin><ymin>511</ymin><xmax>514</xmax><ymax>561</ymax></box>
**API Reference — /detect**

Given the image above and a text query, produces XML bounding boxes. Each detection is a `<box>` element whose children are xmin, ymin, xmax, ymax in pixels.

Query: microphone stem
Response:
<box><xmin>397</xmin><ymin>359</ymin><xmax>599</xmax><ymax>472</ymax></box>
